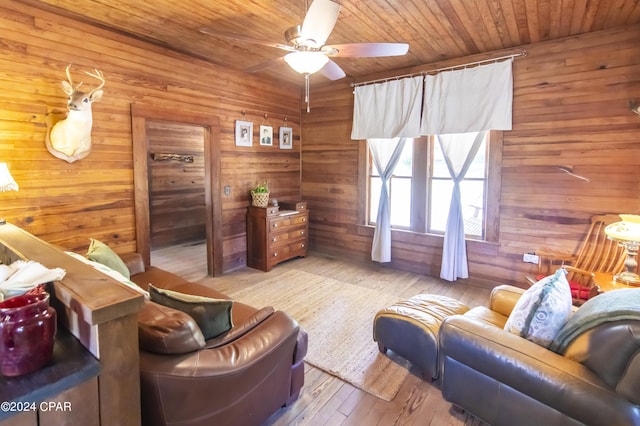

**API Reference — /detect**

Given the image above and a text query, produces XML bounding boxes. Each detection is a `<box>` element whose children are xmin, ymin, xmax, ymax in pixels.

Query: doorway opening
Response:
<box><xmin>131</xmin><ymin>104</ymin><xmax>222</xmax><ymax>276</ymax></box>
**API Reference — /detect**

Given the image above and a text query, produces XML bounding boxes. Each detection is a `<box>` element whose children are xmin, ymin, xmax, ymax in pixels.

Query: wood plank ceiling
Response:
<box><xmin>21</xmin><ymin>0</ymin><xmax>640</xmax><ymax>84</ymax></box>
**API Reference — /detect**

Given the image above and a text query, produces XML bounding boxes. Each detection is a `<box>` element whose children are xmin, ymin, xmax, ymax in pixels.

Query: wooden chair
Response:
<box><xmin>526</xmin><ymin>214</ymin><xmax>627</xmax><ymax>305</ymax></box>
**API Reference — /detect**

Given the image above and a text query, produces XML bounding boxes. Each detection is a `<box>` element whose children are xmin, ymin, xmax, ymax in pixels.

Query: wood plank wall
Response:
<box><xmin>0</xmin><ymin>0</ymin><xmax>302</xmax><ymax>272</ymax></box>
<box><xmin>147</xmin><ymin>121</ymin><xmax>206</xmax><ymax>248</ymax></box>
<box><xmin>302</xmin><ymin>25</ymin><xmax>640</xmax><ymax>287</ymax></box>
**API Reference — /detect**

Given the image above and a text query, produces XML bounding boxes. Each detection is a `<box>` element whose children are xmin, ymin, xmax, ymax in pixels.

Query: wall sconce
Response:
<box><xmin>0</xmin><ymin>163</ymin><xmax>19</xmax><ymax>225</ymax></box>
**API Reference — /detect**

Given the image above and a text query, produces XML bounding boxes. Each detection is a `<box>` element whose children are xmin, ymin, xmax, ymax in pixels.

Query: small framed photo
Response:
<box><xmin>259</xmin><ymin>125</ymin><xmax>273</xmax><ymax>146</ymax></box>
<box><xmin>235</xmin><ymin>120</ymin><xmax>253</xmax><ymax>147</ymax></box>
<box><xmin>279</xmin><ymin>127</ymin><xmax>293</xmax><ymax>149</ymax></box>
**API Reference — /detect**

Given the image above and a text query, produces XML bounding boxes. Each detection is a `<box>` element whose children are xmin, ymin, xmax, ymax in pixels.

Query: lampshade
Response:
<box><xmin>605</xmin><ymin>215</ymin><xmax>640</xmax><ymax>242</ymax></box>
<box><xmin>284</xmin><ymin>51</ymin><xmax>329</xmax><ymax>75</ymax></box>
<box><xmin>605</xmin><ymin>214</ymin><xmax>640</xmax><ymax>286</ymax></box>
<box><xmin>0</xmin><ymin>163</ymin><xmax>18</xmax><ymax>192</ymax></box>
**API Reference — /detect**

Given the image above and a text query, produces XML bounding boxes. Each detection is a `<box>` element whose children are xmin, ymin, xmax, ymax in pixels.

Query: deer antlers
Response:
<box><xmin>85</xmin><ymin>69</ymin><xmax>105</xmax><ymax>97</ymax></box>
<box><xmin>62</xmin><ymin>64</ymin><xmax>105</xmax><ymax>97</ymax></box>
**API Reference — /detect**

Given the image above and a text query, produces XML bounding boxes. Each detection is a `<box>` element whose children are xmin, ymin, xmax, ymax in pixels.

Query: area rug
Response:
<box><xmin>226</xmin><ymin>269</ymin><xmax>411</xmax><ymax>402</ymax></box>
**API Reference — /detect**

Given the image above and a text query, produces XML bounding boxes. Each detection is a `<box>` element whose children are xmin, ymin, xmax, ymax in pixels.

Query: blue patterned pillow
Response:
<box><xmin>504</xmin><ymin>269</ymin><xmax>573</xmax><ymax>348</ymax></box>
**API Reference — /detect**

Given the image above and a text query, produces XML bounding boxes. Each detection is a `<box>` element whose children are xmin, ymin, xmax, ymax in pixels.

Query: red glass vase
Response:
<box><xmin>0</xmin><ymin>292</ymin><xmax>57</xmax><ymax>376</ymax></box>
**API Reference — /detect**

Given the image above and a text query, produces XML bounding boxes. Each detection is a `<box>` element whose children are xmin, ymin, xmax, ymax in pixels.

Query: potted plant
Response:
<box><xmin>250</xmin><ymin>181</ymin><xmax>270</xmax><ymax>207</ymax></box>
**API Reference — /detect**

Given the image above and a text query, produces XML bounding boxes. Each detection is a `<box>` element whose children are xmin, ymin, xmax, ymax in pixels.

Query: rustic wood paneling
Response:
<box><xmin>0</xmin><ymin>0</ymin><xmax>302</xmax><ymax>273</ymax></box>
<box><xmin>148</xmin><ymin>121</ymin><xmax>206</xmax><ymax>248</ymax></box>
<box><xmin>302</xmin><ymin>25</ymin><xmax>640</xmax><ymax>288</ymax></box>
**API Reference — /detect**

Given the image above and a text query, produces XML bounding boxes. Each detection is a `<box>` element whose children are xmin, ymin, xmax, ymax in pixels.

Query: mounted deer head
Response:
<box><xmin>46</xmin><ymin>65</ymin><xmax>105</xmax><ymax>163</ymax></box>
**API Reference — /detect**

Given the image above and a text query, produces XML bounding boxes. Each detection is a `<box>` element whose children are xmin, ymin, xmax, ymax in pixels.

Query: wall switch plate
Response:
<box><xmin>523</xmin><ymin>253</ymin><xmax>540</xmax><ymax>264</ymax></box>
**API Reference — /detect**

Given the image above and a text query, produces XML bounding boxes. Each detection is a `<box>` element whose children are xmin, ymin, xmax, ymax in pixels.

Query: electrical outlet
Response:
<box><xmin>523</xmin><ymin>253</ymin><xmax>540</xmax><ymax>264</ymax></box>
<box><xmin>224</xmin><ymin>185</ymin><xmax>231</xmax><ymax>196</ymax></box>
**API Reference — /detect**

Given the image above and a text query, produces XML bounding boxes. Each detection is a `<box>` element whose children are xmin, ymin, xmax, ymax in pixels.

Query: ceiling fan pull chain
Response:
<box><xmin>305</xmin><ymin>74</ymin><xmax>311</xmax><ymax>113</ymax></box>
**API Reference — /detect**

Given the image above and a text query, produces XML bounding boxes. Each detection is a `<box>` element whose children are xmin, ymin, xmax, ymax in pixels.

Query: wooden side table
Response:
<box><xmin>593</xmin><ymin>272</ymin><xmax>637</xmax><ymax>293</ymax></box>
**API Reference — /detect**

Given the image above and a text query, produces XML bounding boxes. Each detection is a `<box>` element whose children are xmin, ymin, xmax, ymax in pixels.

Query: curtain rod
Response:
<box><xmin>351</xmin><ymin>51</ymin><xmax>527</xmax><ymax>88</ymax></box>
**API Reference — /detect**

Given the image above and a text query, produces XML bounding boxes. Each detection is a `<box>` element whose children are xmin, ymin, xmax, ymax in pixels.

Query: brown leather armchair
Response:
<box><xmin>121</xmin><ymin>253</ymin><xmax>308</xmax><ymax>426</ymax></box>
<box><xmin>439</xmin><ymin>285</ymin><xmax>640</xmax><ymax>426</ymax></box>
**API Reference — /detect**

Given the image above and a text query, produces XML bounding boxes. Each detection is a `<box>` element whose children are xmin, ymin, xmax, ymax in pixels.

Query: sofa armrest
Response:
<box><xmin>489</xmin><ymin>284</ymin><xmax>525</xmax><ymax>317</ymax></box>
<box><xmin>440</xmin><ymin>315</ymin><xmax>639</xmax><ymax>425</ymax></box>
<box><xmin>138</xmin><ymin>300</ymin><xmax>205</xmax><ymax>354</ymax></box>
<box><xmin>119</xmin><ymin>252</ymin><xmax>146</xmax><ymax>276</ymax></box>
<box><xmin>204</xmin><ymin>306</ymin><xmax>275</xmax><ymax>349</ymax></box>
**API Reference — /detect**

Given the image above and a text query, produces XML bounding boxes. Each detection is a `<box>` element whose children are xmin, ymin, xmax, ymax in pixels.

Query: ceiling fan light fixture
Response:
<box><xmin>284</xmin><ymin>51</ymin><xmax>329</xmax><ymax>74</ymax></box>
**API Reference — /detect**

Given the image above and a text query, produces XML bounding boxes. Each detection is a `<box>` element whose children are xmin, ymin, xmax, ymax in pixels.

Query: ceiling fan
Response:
<box><xmin>200</xmin><ymin>0</ymin><xmax>409</xmax><ymax>110</ymax></box>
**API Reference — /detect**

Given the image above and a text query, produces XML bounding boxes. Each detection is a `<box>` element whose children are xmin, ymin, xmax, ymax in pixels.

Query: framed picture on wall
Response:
<box><xmin>259</xmin><ymin>125</ymin><xmax>273</xmax><ymax>146</ymax></box>
<box><xmin>279</xmin><ymin>127</ymin><xmax>293</xmax><ymax>149</ymax></box>
<box><xmin>235</xmin><ymin>120</ymin><xmax>253</xmax><ymax>147</ymax></box>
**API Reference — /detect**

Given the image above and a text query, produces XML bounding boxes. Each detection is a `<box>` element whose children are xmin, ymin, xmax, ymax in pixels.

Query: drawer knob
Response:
<box><xmin>301</xmin><ymin>244</ymin><xmax>305</xmax><ymax>248</ymax></box>
<box><xmin>301</xmin><ymin>217</ymin><xmax>306</xmax><ymax>222</ymax></box>
<box><xmin>272</xmin><ymin>237</ymin><xmax>277</xmax><ymax>242</ymax></box>
<box><xmin>300</xmin><ymin>231</ymin><xmax>304</xmax><ymax>235</ymax></box>
<box><xmin>273</xmin><ymin>223</ymin><xmax>278</xmax><ymax>228</ymax></box>
<box><xmin>273</xmin><ymin>252</ymin><xmax>278</xmax><ymax>257</ymax></box>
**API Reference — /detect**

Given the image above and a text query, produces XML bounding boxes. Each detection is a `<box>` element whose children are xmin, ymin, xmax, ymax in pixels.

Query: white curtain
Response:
<box><xmin>351</xmin><ymin>76</ymin><xmax>423</xmax><ymax>139</ymax></box>
<box><xmin>368</xmin><ymin>138</ymin><xmax>406</xmax><ymax>262</ymax></box>
<box><xmin>438</xmin><ymin>132</ymin><xmax>485</xmax><ymax>281</ymax></box>
<box><xmin>421</xmin><ymin>59</ymin><xmax>513</xmax><ymax>135</ymax></box>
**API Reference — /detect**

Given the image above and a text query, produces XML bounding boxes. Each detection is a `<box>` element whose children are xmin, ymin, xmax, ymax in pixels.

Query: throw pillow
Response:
<box><xmin>66</xmin><ymin>251</ymin><xmax>148</xmax><ymax>297</ymax></box>
<box><xmin>504</xmin><ymin>268</ymin><xmax>573</xmax><ymax>348</ymax></box>
<box><xmin>148</xmin><ymin>284</ymin><xmax>233</xmax><ymax>340</ymax></box>
<box><xmin>86</xmin><ymin>238</ymin><xmax>131</xmax><ymax>279</ymax></box>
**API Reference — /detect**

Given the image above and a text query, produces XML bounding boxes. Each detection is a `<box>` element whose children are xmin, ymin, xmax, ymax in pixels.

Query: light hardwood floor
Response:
<box><xmin>151</xmin><ymin>241</ymin><xmax>493</xmax><ymax>426</ymax></box>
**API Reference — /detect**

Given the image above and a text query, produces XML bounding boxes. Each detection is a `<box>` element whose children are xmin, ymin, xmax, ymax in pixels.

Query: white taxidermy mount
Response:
<box><xmin>45</xmin><ymin>65</ymin><xmax>105</xmax><ymax>163</ymax></box>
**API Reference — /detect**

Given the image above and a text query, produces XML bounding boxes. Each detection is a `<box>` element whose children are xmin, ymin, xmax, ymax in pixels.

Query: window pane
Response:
<box><xmin>433</xmin><ymin>133</ymin><xmax>487</xmax><ymax>179</ymax></box>
<box><xmin>429</xmin><ymin>180</ymin><xmax>452</xmax><ymax>233</ymax></box>
<box><xmin>429</xmin><ymin>180</ymin><xmax>485</xmax><ymax>237</ymax></box>
<box><xmin>461</xmin><ymin>180</ymin><xmax>484</xmax><ymax>237</ymax></box>
<box><xmin>390</xmin><ymin>177</ymin><xmax>411</xmax><ymax>227</ymax></box>
<box><xmin>393</xmin><ymin>140</ymin><xmax>413</xmax><ymax>177</ymax></box>
<box><xmin>432</xmin><ymin>142</ymin><xmax>449</xmax><ymax>178</ymax></box>
<box><xmin>369</xmin><ymin>177</ymin><xmax>381</xmax><ymax>224</ymax></box>
<box><xmin>465</xmin><ymin>137</ymin><xmax>487</xmax><ymax>179</ymax></box>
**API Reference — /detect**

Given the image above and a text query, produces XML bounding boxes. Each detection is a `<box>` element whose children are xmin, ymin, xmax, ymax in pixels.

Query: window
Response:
<box><xmin>368</xmin><ymin>140</ymin><xmax>413</xmax><ymax>229</ymax></box>
<box><xmin>366</xmin><ymin>132</ymin><xmax>499</xmax><ymax>242</ymax></box>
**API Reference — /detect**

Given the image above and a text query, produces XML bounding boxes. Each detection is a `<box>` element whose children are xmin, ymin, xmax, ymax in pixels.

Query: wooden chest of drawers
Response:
<box><xmin>246</xmin><ymin>205</ymin><xmax>309</xmax><ymax>272</ymax></box>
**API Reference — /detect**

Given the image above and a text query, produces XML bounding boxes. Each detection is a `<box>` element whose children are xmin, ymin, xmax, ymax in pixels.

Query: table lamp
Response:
<box><xmin>604</xmin><ymin>214</ymin><xmax>640</xmax><ymax>286</ymax></box>
<box><xmin>0</xmin><ymin>163</ymin><xmax>19</xmax><ymax>225</ymax></box>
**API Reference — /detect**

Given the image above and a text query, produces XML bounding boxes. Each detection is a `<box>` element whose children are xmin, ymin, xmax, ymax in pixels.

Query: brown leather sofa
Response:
<box><xmin>120</xmin><ymin>253</ymin><xmax>308</xmax><ymax>426</ymax></box>
<box><xmin>439</xmin><ymin>285</ymin><xmax>640</xmax><ymax>426</ymax></box>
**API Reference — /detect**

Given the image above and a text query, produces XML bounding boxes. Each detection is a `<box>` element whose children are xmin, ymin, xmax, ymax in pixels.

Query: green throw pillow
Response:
<box><xmin>86</xmin><ymin>238</ymin><xmax>131</xmax><ymax>279</ymax></box>
<box><xmin>148</xmin><ymin>284</ymin><xmax>233</xmax><ymax>340</ymax></box>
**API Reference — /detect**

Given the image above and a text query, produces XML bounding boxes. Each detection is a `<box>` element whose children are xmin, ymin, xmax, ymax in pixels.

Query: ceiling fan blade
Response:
<box><xmin>245</xmin><ymin>56</ymin><xmax>286</xmax><ymax>73</ymax></box>
<box><xmin>319</xmin><ymin>59</ymin><xmax>346</xmax><ymax>81</ymax></box>
<box><xmin>323</xmin><ymin>42</ymin><xmax>409</xmax><ymax>57</ymax></box>
<box><xmin>199</xmin><ymin>28</ymin><xmax>295</xmax><ymax>52</ymax></box>
<box><xmin>301</xmin><ymin>0</ymin><xmax>341</xmax><ymax>47</ymax></box>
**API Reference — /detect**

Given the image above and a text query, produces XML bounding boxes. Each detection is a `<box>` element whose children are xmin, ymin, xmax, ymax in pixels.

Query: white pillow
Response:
<box><xmin>504</xmin><ymin>269</ymin><xmax>573</xmax><ymax>348</ymax></box>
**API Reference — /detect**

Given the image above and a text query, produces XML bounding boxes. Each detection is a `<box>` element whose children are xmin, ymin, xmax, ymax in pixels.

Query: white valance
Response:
<box><xmin>421</xmin><ymin>59</ymin><xmax>513</xmax><ymax>135</ymax></box>
<box><xmin>351</xmin><ymin>76</ymin><xmax>423</xmax><ymax>140</ymax></box>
